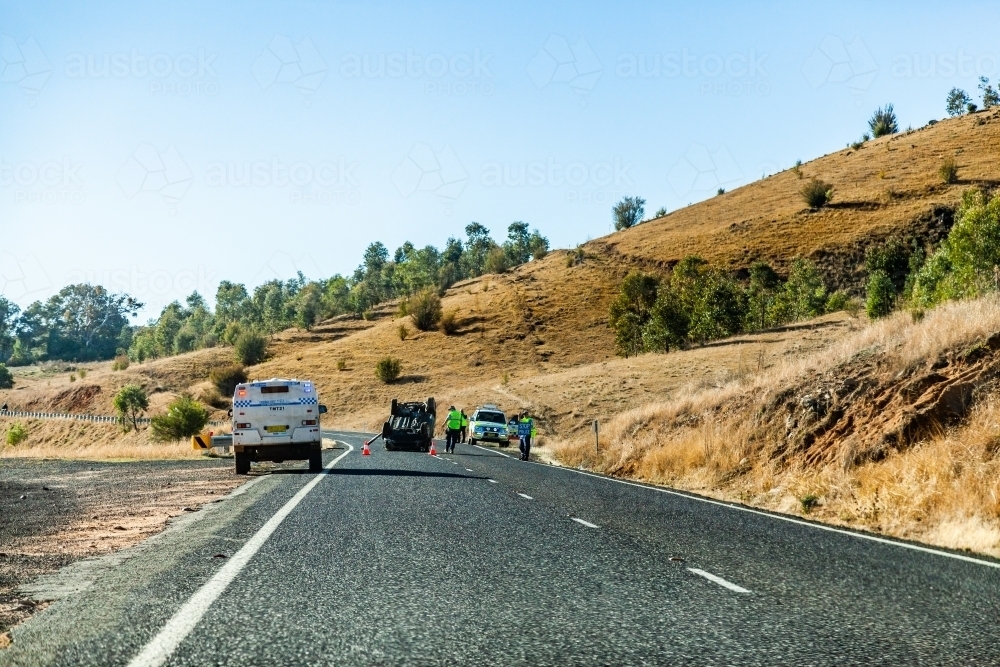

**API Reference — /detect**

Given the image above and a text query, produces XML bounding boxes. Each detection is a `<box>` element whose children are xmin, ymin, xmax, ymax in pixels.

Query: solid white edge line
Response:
<box><xmin>126</xmin><ymin>444</ymin><xmax>355</xmax><ymax>667</ymax></box>
<box><xmin>473</xmin><ymin>444</ymin><xmax>511</xmax><ymax>459</ymax></box>
<box><xmin>517</xmin><ymin>493</ymin><xmax>533</xmax><ymax>500</ymax></box>
<box><xmin>571</xmin><ymin>517</ymin><xmax>599</xmax><ymax>529</ymax></box>
<box><xmin>688</xmin><ymin>568</ymin><xmax>751</xmax><ymax>593</ymax></box>
<box><xmin>550</xmin><ymin>465</ymin><xmax>1000</xmax><ymax>570</ymax></box>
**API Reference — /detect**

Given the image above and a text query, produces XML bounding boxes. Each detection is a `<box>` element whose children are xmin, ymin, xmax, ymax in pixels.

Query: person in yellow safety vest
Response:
<box><xmin>444</xmin><ymin>406</ymin><xmax>463</xmax><ymax>453</ymax></box>
<box><xmin>517</xmin><ymin>412</ymin><xmax>535</xmax><ymax>461</ymax></box>
<box><xmin>460</xmin><ymin>410</ymin><xmax>469</xmax><ymax>443</ymax></box>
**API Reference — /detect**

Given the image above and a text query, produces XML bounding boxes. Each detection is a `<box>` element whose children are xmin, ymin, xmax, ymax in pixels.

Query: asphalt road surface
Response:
<box><xmin>5</xmin><ymin>431</ymin><xmax>1000</xmax><ymax>666</ymax></box>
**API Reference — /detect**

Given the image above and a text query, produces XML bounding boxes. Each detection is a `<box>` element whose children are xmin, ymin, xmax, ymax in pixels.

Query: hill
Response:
<box><xmin>5</xmin><ymin>109</ymin><xmax>1000</xmax><ymax>555</ymax></box>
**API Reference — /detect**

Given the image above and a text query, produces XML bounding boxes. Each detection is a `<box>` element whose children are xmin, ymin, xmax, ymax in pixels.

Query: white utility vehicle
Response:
<box><xmin>231</xmin><ymin>378</ymin><xmax>328</xmax><ymax>475</ymax></box>
<box><xmin>468</xmin><ymin>404</ymin><xmax>510</xmax><ymax>447</ymax></box>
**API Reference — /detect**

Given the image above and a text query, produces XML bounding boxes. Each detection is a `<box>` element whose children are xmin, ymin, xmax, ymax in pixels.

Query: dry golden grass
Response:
<box><xmin>551</xmin><ymin>295</ymin><xmax>1000</xmax><ymax>557</ymax></box>
<box><xmin>606</xmin><ymin>109</ymin><xmax>1000</xmax><ymax>276</ymax></box>
<box><xmin>0</xmin><ymin>417</ymin><xmax>209</xmax><ymax>460</ymax></box>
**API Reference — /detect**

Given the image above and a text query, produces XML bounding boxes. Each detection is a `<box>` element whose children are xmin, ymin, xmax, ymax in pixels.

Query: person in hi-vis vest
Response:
<box><xmin>444</xmin><ymin>406</ymin><xmax>463</xmax><ymax>453</ymax></box>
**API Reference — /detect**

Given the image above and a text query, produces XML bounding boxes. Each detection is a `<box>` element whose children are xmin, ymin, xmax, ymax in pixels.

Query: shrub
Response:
<box><xmin>439</xmin><ymin>309</ymin><xmax>460</xmax><ymax>335</ymax></box>
<box><xmin>824</xmin><ymin>290</ymin><xmax>851</xmax><ymax>313</ymax></box>
<box><xmin>234</xmin><ymin>331</ymin><xmax>268</xmax><ymax>366</ymax></box>
<box><xmin>150</xmin><ymin>394</ymin><xmax>209</xmax><ymax>442</ymax></box>
<box><xmin>792</xmin><ymin>160</ymin><xmax>803</xmax><ymax>178</ymax></box>
<box><xmin>113</xmin><ymin>384</ymin><xmax>149</xmax><ymax>433</ymax></box>
<box><xmin>612</xmin><ymin>195</ymin><xmax>646</xmax><ymax>231</ymax></box>
<box><xmin>336</xmin><ymin>358</ymin><xmax>347</xmax><ymax>371</ymax></box>
<box><xmin>69</xmin><ymin>374</ymin><xmax>76</xmax><ymax>382</ymax></box>
<box><xmin>946</xmin><ymin>88</ymin><xmax>971</xmax><ymax>117</ymax></box>
<box><xmin>111</xmin><ymin>355</ymin><xmax>130</xmax><ymax>371</ymax></box>
<box><xmin>716</xmin><ymin>187</ymin><xmax>725</xmax><ymax>195</ymax></box>
<box><xmin>484</xmin><ymin>246</ymin><xmax>511</xmax><ymax>274</ymax></box>
<box><xmin>375</xmin><ymin>356</ymin><xmax>402</xmax><ymax>384</ymax></box>
<box><xmin>865</xmin><ymin>270</ymin><xmax>896</xmax><ymax>319</ymax></box>
<box><xmin>408</xmin><ymin>288</ymin><xmax>442</xmax><ymax>331</ymax></box>
<box><xmin>222</xmin><ymin>321</ymin><xmax>242</xmax><ymax>346</ymax></box>
<box><xmin>939</xmin><ymin>158</ymin><xmax>958</xmax><ymax>184</ymax></box>
<box><xmin>566</xmin><ymin>246</ymin><xmax>585</xmax><ymax>267</ymax></box>
<box><xmin>654</xmin><ymin>207</ymin><xmax>667</xmax><ymax>217</ymax></box>
<box><xmin>6</xmin><ymin>422</ymin><xmax>27</xmax><ymax>446</ymax></box>
<box><xmin>800</xmin><ymin>178</ymin><xmax>833</xmax><ymax>209</ymax></box>
<box><xmin>397</xmin><ymin>323</ymin><xmax>409</xmax><ymax>341</ymax></box>
<box><xmin>209</xmin><ymin>364</ymin><xmax>247</xmax><ymax>397</ymax></box>
<box><xmin>0</xmin><ymin>363</ymin><xmax>13</xmax><ymax>389</ymax></box>
<box><xmin>800</xmin><ymin>494</ymin><xmax>820</xmax><ymax>513</ymax></box>
<box><xmin>78</xmin><ymin>368</ymin><xmax>88</xmax><ymax>380</ymax></box>
<box><xmin>968</xmin><ymin>102</ymin><xmax>979</xmax><ymax>114</ymax></box>
<box><xmin>868</xmin><ymin>104</ymin><xmax>898</xmax><ymax>137</ymax></box>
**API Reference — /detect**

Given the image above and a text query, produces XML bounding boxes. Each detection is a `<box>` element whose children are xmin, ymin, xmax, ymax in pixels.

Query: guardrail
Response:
<box><xmin>0</xmin><ymin>410</ymin><xmax>226</xmax><ymax>427</ymax></box>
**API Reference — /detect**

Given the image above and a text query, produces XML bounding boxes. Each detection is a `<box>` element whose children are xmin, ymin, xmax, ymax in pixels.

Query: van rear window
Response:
<box><xmin>261</xmin><ymin>386</ymin><xmax>290</xmax><ymax>394</ymax></box>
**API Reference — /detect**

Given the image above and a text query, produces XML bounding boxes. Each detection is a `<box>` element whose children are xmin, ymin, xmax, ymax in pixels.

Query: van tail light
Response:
<box><xmin>302</xmin><ymin>419</ymin><xmax>317</xmax><ymax>426</ymax></box>
<box><xmin>236</xmin><ymin>423</ymin><xmax>251</xmax><ymax>429</ymax></box>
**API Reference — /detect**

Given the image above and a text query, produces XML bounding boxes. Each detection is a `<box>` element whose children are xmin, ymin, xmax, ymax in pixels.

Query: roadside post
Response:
<box><xmin>593</xmin><ymin>419</ymin><xmax>599</xmax><ymax>453</ymax></box>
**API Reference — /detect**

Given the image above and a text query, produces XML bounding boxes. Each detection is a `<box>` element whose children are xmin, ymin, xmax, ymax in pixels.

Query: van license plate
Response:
<box><xmin>265</xmin><ymin>425</ymin><xmax>288</xmax><ymax>433</ymax></box>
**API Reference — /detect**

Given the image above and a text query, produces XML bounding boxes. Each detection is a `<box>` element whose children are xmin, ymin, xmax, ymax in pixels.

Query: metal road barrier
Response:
<box><xmin>0</xmin><ymin>409</ymin><xmax>225</xmax><ymax>427</ymax></box>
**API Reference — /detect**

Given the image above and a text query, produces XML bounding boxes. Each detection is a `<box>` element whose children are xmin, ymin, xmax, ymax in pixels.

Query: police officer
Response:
<box><xmin>460</xmin><ymin>410</ymin><xmax>469</xmax><ymax>443</ymax></box>
<box><xmin>518</xmin><ymin>412</ymin><xmax>535</xmax><ymax>461</ymax></box>
<box><xmin>444</xmin><ymin>406</ymin><xmax>463</xmax><ymax>453</ymax></box>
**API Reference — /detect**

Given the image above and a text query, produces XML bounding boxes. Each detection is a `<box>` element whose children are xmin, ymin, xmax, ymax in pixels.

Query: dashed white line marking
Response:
<box><xmin>488</xmin><ymin>479</ymin><xmax>498</xmax><ymax>484</ymax></box>
<box><xmin>466</xmin><ymin>468</ymin><xmax>474</xmax><ymax>472</ymax></box>
<box><xmin>571</xmin><ymin>517</ymin><xmax>599</xmax><ymax>529</ymax></box>
<box><xmin>687</xmin><ymin>568</ymin><xmax>751</xmax><ymax>593</ymax></box>
<box><xmin>549</xmin><ymin>462</ymin><xmax>1000</xmax><ymax>570</ymax></box>
<box><xmin>126</xmin><ymin>445</ymin><xmax>354</xmax><ymax>667</ymax></box>
<box><xmin>472</xmin><ymin>444</ymin><xmax>512</xmax><ymax>459</ymax></box>
<box><xmin>517</xmin><ymin>493</ymin><xmax>533</xmax><ymax>500</ymax></box>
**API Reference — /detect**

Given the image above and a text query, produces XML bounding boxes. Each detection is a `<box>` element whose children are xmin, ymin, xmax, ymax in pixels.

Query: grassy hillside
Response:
<box><xmin>6</xmin><ymin>110</ymin><xmax>1000</xmax><ymax>555</ymax></box>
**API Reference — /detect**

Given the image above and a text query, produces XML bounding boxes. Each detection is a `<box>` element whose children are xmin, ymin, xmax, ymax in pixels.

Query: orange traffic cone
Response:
<box><xmin>362</xmin><ymin>441</ymin><xmax>371</xmax><ymax>456</ymax></box>
<box><xmin>429</xmin><ymin>442</ymin><xmax>437</xmax><ymax>456</ymax></box>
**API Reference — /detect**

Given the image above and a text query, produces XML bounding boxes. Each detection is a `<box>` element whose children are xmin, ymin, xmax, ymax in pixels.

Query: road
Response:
<box><xmin>5</xmin><ymin>431</ymin><xmax>1000</xmax><ymax>666</ymax></box>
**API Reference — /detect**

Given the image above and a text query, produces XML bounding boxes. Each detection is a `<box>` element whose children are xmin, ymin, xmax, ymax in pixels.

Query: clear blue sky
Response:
<box><xmin>3</xmin><ymin>0</ymin><xmax>999</xmax><ymax>318</ymax></box>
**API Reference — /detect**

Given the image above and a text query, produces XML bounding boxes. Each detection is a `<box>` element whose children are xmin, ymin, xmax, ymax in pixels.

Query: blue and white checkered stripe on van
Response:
<box><xmin>233</xmin><ymin>397</ymin><xmax>318</xmax><ymax>408</ymax></box>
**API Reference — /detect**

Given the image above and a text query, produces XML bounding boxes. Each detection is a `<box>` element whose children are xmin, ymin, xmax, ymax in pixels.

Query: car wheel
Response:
<box><xmin>308</xmin><ymin>451</ymin><xmax>323</xmax><ymax>472</ymax></box>
<box><xmin>235</xmin><ymin>452</ymin><xmax>250</xmax><ymax>475</ymax></box>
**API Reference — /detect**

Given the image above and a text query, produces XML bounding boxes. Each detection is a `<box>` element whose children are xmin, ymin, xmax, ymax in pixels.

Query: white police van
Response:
<box><xmin>231</xmin><ymin>378</ymin><xmax>328</xmax><ymax>475</ymax></box>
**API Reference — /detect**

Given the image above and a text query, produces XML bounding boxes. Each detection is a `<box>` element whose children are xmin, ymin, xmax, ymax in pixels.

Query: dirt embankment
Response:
<box><xmin>552</xmin><ymin>297</ymin><xmax>1000</xmax><ymax>557</ymax></box>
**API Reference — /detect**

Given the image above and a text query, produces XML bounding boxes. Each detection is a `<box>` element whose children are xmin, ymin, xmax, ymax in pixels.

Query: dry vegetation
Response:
<box><xmin>552</xmin><ymin>295</ymin><xmax>1000</xmax><ymax>557</ymax></box>
<box><xmin>6</xmin><ymin>111</ymin><xmax>1000</xmax><ymax>557</ymax></box>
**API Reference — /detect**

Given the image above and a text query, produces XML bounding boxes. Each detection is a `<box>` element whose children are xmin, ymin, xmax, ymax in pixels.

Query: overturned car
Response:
<box><xmin>382</xmin><ymin>397</ymin><xmax>436</xmax><ymax>452</ymax></box>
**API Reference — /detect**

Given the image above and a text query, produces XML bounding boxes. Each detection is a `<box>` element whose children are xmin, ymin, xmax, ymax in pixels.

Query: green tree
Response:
<box><xmin>980</xmin><ymin>77</ymin><xmax>1000</xmax><ymax>109</ymax></box>
<box><xmin>0</xmin><ymin>363</ymin><xmax>13</xmax><ymax>389</ymax></box>
<box><xmin>609</xmin><ymin>270</ymin><xmax>659</xmax><ymax>357</ymax></box>
<box><xmin>407</xmin><ymin>288</ymin><xmax>443</xmax><ymax>331</ymax></box>
<box><xmin>0</xmin><ymin>296</ymin><xmax>20</xmax><ymax>363</ymax></box>
<box><xmin>113</xmin><ymin>384</ymin><xmax>149</xmax><ymax>432</ymax></box>
<box><xmin>745</xmin><ymin>261</ymin><xmax>781</xmax><ymax>331</ymax></box>
<box><xmin>484</xmin><ymin>246</ymin><xmax>511</xmax><ymax>274</ymax></box>
<box><xmin>150</xmin><ymin>394</ymin><xmax>209</xmax><ymax>442</ymax></box>
<box><xmin>462</xmin><ymin>223</ymin><xmax>496</xmax><ymax>277</ymax></box>
<box><xmin>946</xmin><ymin>87</ymin><xmax>972</xmax><ymax>116</ymax></box>
<box><xmin>642</xmin><ymin>285</ymin><xmax>688</xmax><ymax>352</ymax></box>
<box><xmin>865</xmin><ymin>270</ymin><xmax>896</xmax><ymax>319</ymax></box>
<box><xmin>613</xmin><ymin>195</ymin><xmax>646</xmax><ymax>231</ymax></box>
<box><xmin>772</xmin><ymin>258</ymin><xmax>828</xmax><ymax>323</ymax></box>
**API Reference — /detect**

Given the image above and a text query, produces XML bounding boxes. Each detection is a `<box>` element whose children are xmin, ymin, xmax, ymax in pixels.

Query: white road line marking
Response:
<box><xmin>517</xmin><ymin>493</ymin><xmax>533</xmax><ymax>500</ymax></box>
<box><xmin>688</xmin><ymin>568</ymin><xmax>751</xmax><ymax>593</ymax></box>
<box><xmin>466</xmin><ymin>468</ymin><xmax>474</xmax><ymax>472</ymax></box>
<box><xmin>550</xmin><ymin>465</ymin><xmax>1000</xmax><ymax>570</ymax></box>
<box><xmin>126</xmin><ymin>445</ymin><xmax>354</xmax><ymax>667</ymax></box>
<box><xmin>473</xmin><ymin>444</ymin><xmax>511</xmax><ymax>459</ymax></box>
<box><xmin>488</xmin><ymin>479</ymin><xmax>498</xmax><ymax>484</ymax></box>
<box><xmin>571</xmin><ymin>517</ymin><xmax>599</xmax><ymax>529</ymax></box>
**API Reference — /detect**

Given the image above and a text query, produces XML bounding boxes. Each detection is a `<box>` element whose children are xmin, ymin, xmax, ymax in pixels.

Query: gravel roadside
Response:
<box><xmin>0</xmin><ymin>457</ymin><xmax>245</xmax><ymax>645</ymax></box>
